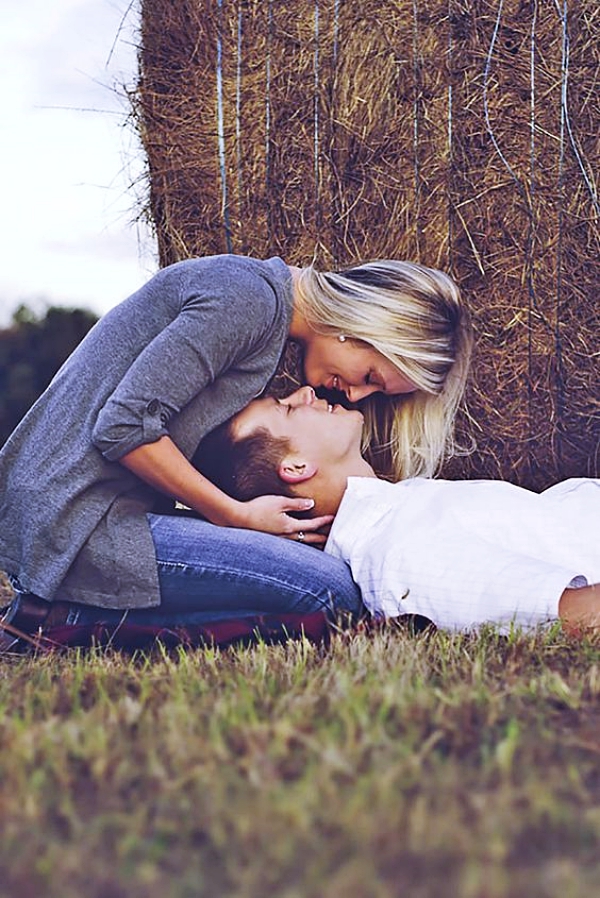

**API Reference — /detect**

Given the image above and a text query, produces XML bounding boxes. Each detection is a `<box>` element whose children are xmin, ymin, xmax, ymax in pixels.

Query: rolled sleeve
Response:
<box><xmin>91</xmin><ymin>258</ymin><xmax>284</xmax><ymax>463</ymax></box>
<box><xmin>92</xmin><ymin>397</ymin><xmax>172</xmax><ymax>461</ymax></box>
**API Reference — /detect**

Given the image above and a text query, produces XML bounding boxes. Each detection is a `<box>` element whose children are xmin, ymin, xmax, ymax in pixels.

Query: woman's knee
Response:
<box><xmin>148</xmin><ymin>514</ymin><xmax>363</xmax><ymax>617</ymax></box>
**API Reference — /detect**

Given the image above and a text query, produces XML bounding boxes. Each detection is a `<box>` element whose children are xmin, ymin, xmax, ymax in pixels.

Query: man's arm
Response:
<box><xmin>558</xmin><ymin>584</ymin><xmax>600</xmax><ymax>635</ymax></box>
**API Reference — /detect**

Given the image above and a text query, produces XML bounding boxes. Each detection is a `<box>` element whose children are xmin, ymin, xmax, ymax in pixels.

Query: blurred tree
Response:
<box><xmin>0</xmin><ymin>304</ymin><xmax>98</xmax><ymax>447</ymax></box>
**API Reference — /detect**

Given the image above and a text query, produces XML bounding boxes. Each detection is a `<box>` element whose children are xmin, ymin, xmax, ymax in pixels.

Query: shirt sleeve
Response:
<box><xmin>347</xmin><ymin>518</ymin><xmax>582</xmax><ymax>632</ymax></box>
<box><xmin>91</xmin><ymin>262</ymin><xmax>280</xmax><ymax>460</ymax></box>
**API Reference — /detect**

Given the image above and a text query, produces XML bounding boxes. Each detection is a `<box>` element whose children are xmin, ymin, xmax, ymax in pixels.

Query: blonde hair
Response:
<box><xmin>295</xmin><ymin>260</ymin><xmax>473</xmax><ymax>480</ymax></box>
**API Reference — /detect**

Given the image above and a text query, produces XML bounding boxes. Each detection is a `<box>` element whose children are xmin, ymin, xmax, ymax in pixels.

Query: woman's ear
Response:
<box><xmin>278</xmin><ymin>457</ymin><xmax>318</xmax><ymax>484</ymax></box>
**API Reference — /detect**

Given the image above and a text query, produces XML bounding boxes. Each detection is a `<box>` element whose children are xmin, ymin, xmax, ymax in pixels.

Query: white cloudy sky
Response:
<box><xmin>0</xmin><ymin>0</ymin><xmax>157</xmax><ymax>327</ymax></box>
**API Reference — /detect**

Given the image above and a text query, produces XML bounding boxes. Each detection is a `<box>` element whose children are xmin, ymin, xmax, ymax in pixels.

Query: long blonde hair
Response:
<box><xmin>295</xmin><ymin>260</ymin><xmax>473</xmax><ymax>480</ymax></box>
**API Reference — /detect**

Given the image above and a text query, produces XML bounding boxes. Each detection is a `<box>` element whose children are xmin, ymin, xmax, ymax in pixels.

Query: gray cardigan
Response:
<box><xmin>0</xmin><ymin>255</ymin><xmax>294</xmax><ymax>608</ymax></box>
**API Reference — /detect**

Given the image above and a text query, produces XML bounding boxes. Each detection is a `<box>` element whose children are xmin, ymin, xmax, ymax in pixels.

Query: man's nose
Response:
<box><xmin>289</xmin><ymin>386</ymin><xmax>316</xmax><ymax>406</ymax></box>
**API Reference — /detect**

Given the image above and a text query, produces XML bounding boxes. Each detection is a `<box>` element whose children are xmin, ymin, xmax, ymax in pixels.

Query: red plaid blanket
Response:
<box><xmin>41</xmin><ymin>610</ymin><xmax>332</xmax><ymax>652</ymax></box>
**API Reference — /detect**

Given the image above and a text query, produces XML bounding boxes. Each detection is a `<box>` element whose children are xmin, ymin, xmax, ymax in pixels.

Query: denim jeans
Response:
<box><xmin>67</xmin><ymin>514</ymin><xmax>363</xmax><ymax>627</ymax></box>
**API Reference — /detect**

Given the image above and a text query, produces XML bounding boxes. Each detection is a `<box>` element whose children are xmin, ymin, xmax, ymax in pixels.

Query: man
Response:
<box><xmin>197</xmin><ymin>386</ymin><xmax>600</xmax><ymax>636</ymax></box>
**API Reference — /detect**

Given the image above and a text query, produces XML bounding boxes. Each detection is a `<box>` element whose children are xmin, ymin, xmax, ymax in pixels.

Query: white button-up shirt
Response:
<box><xmin>325</xmin><ymin>477</ymin><xmax>600</xmax><ymax>633</ymax></box>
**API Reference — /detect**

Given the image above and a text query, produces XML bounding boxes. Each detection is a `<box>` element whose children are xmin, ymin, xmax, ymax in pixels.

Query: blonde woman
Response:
<box><xmin>292</xmin><ymin>261</ymin><xmax>472</xmax><ymax>481</ymax></box>
<box><xmin>0</xmin><ymin>254</ymin><xmax>472</xmax><ymax>647</ymax></box>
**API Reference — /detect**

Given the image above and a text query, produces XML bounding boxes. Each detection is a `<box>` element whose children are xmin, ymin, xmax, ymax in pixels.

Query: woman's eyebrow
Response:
<box><xmin>375</xmin><ymin>369</ymin><xmax>388</xmax><ymax>391</ymax></box>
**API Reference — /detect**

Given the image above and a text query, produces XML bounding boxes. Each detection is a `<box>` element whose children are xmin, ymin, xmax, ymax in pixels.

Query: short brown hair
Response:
<box><xmin>195</xmin><ymin>419</ymin><xmax>294</xmax><ymax>502</ymax></box>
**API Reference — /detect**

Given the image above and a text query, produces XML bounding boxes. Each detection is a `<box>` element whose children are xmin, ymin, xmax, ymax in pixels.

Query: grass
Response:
<box><xmin>1</xmin><ymin>624</ymin><xmax>600</xmax><ymax>897</ymax></box>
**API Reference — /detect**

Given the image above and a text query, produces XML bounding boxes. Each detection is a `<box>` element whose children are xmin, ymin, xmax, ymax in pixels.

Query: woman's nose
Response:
<box><xmin>346</xmin><ymin>384</ymin><xmax>379</xmax><ymax>403</ymax></box>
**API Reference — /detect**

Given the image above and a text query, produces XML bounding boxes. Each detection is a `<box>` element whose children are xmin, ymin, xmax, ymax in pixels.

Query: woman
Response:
<box><xmin>0</xmin><ymin>254</ymin><xmax>472</xmax><ymax>642</ymax></box>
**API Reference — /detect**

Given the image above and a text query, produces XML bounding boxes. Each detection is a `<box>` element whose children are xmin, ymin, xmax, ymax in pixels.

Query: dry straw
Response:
<box><xmin>134</xmin><ymin>0</ymin><xmax>599</xmax><ymax>488</ymax></box>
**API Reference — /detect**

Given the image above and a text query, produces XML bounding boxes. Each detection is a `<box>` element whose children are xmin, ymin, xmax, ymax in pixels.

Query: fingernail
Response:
<box><xmin>302</xmin><ymin>499</ymin><xmax>315</xmax><ymax>509</ymax></box>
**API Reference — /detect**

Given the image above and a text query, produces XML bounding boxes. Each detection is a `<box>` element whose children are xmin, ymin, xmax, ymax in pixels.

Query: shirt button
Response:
<box><xmin>147</xmin><ymin>399</ymin><xmax>160</xmax><ymax>415</ymax></box>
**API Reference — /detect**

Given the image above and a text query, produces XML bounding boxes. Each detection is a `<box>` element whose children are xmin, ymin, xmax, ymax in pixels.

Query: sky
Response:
<box><xmin>0</xmin><ymin>0</ymin><xmax>157</xmax><ymax>327</ymax></box>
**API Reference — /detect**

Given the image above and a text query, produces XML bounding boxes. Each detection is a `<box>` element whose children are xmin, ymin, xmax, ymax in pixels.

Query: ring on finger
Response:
<box><xmin>297</xmin><ymin>531</ymin><xmax>305</xmax><ymax>542</ymax></box>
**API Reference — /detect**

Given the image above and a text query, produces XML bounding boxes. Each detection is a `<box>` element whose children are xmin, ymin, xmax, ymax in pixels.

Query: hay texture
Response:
<box><xmin>135</xmin><ymin>0</ymin><xmax>599</xmax><ymax>488</ymax></box>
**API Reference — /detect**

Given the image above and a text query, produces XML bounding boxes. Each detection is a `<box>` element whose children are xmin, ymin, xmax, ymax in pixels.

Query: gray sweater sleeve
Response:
<box><xmin>92</xmin><ymin>259</ymin><xmax>284</xmax><ymax>461</ymax></box>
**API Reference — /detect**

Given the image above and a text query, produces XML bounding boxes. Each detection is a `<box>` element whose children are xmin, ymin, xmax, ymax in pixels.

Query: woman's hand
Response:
<box><xmin>233</xmin><ymin>495</ymin><xmax>334</xmax><ymax>546</ymax></box>
<box><xmin>120</xmin><ymin>437</ymin><xmax>333</xmax><ymax>544</ymax></box>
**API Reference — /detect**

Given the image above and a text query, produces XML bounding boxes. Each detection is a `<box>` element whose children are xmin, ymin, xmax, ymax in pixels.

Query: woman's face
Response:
<box><xmin>301</xmin><ymin>334</ymin><xmax>417</xmax><ymax>403</ymax></box>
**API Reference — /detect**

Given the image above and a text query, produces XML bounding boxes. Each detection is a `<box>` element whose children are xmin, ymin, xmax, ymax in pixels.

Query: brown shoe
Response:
<box><xmin>0</xmin><ymin>594</ymin><xmax>53</xmax><ymax>653</ymax></box>
<box><xmin>0</xmin><ymin>602</ymin><xmax>23</xmax><ymax>653</ymax></box>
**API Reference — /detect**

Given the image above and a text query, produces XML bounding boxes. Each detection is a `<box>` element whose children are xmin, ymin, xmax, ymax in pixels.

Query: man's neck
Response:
<box><xmin>313</xmin><ymin>457</ymin><xmax>376</xmax><ymax>517</ymax></box>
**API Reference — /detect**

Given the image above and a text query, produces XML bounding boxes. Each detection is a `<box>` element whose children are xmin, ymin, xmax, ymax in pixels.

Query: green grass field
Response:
<box><xmin>1</xmin><ymin>625</ymin><xmax>599</xmax><ymax>897</ymax></box>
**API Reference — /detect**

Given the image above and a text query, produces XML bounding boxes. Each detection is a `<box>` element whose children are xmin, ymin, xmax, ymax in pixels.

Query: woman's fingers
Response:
<box><xmin>238</xmin><ymin>495</ymin><xmax>334</xmax><ymax>542</ymax></box>
<box><xmin>285</xmin><ymin>530</ymin><xmax>328</xmax><ymax>546</ymax></box>
<box><xmin>282</xmin><ymin>513</ymin><xmax>334</xmax><ymax>546</ymax></box>
<box><xmin>286</xmin><ymin>513</ymin><xmax>334</xmax><ymax>533</ymax></box>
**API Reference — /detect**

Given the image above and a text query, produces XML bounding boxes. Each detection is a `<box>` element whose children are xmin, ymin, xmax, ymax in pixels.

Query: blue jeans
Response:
<box><xmin>69</xmin><ymin>514</ymin><xmax>363</xmax><ymax>627</ymax></box>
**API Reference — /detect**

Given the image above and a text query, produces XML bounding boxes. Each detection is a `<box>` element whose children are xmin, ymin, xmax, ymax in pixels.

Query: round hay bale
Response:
<box><xmin>135</xmin><ymin>0</ymin><xmax>599</xmax><ymax>488</ymax></box>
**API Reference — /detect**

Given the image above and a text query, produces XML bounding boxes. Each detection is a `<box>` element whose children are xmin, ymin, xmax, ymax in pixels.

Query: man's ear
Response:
<box><xmin>278</xmin><ymin>455</ymin><xmax>318</xmax><ymax>484</ymax></box>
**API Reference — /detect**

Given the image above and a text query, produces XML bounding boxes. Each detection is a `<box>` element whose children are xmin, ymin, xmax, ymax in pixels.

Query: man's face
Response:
<box><xmin>232</xmin><ymin>386</ymin><xmax>365</xmax><ymax>472</ymax></box>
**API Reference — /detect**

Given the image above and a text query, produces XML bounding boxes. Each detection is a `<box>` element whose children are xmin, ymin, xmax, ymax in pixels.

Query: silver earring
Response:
<box><xmin>338</xmin><ymin>334</ymin><xmax>347</xmax><ymax>343</ymax></box>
